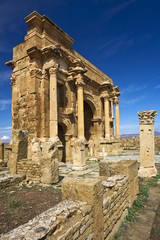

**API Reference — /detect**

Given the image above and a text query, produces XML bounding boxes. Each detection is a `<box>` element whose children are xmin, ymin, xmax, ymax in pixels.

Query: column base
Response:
<box><xmin>72</xmin><ymin>165</ymin><xmax>87</xmax><ymax>171</ymax></box>
<box><xmin>49</xmin><ymin>136</ymin><xmax>60</xmax><ymax>142</ymax></box>
<box><xmin>138</xmin><ymin>166</ymin><xmax>157</xmax><ymax>178</ymax></box>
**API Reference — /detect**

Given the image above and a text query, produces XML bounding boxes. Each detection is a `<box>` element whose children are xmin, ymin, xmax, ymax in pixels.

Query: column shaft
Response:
<box><xmin>114</xmin><ymin>99</ymin><xmax>120</xmax><ymax>139</ymax></box>
<box><xmin>104</xmin><ymin>97</ymin><xmax>110</xmax><ymax>140</ymax></box>
<box><xmin>49</xmin><ymin>67</ymin><xmax>58</xmax><ymax>139</ymax></box>
<box><xmin>77</xmin><ymin>85</ymin><xmax>84</xmax><ymax>139</ymax></box>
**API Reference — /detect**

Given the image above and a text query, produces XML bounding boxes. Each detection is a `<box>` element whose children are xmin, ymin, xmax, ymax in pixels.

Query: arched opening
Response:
<box><xmin>58</xmin><ymin>123</ymin><xmax>66</xmax><ymax>162</ymax></box>
<box><xmin>84</xmin><ymin>101</ymin><xmax>94</xmax><ymax>141</ymax></box>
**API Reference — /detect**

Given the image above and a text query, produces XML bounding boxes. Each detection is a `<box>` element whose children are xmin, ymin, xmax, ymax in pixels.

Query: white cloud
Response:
<box><xmin>0</xmin><ymin>136</ymin><xmax>10</xmax><ymax>140</ymax></box>
<box><xmin>121</xmin><ymin>95</ymin><xmax>146</xmax><ymax>105</ymax></box>
<box><xmin>0</xmin><ymin>99</ymin><xmax>11</xmax><ymax>111</ymax></box>
<box><xmin>121</xmin><ymin>84</ymin><xmax>148</xmax><ymax>95</ymax></box>
<box><xmin>99</xmin><ymin>34</ymin><xmax>151</xmax><ymax>56</ymax></box>
<box><xmin>155</xmin><ymin>85</ymin><xmax>160</xmax><ymax>89</ymax></box>
<box><xmin>0</xmin><ymin>71</ymin><xmax>12</xmax><ymax>85</ymax></box>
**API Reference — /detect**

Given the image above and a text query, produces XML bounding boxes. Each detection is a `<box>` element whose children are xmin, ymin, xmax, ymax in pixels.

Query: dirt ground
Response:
<box><xmin>150</xmin><ymin>201</ymin><xmax>160</xmax><ymax>240</ymax></box>
<box><xmin>0</xmin><ymin>185</ymin><xmax>62</xmax><ymax>235</ymax></box>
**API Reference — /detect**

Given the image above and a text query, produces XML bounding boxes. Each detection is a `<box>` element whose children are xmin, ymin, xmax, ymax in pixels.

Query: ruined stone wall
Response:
<box><xmin>120</xmin><ymin>137</ymin><xmax>140</xmax><ymax>150</ymax></box>
<box><xmin>0</xmin><ymin>172</ymin><xmax>138</xmax><ymax>239</ymax></box>
<box><xmin>16</xmin><ymin>160</ymin><xmax>41</xmax><ymax>182</ymax></box>
<box><xmin>1</xmin><ymin>200</ymin><xmax>93</xmax><ymax>240</ymax></box>
<box><xmin>0</xmin><ymin>175</ymin><xmax>25</xmax><ymax>190</ymax></box>
<box><xmin>100</xmin><ymin>160</ymin><xmax>139</xmax><ymax>207</ymax></box>
<box><xmin>120</xmin><ymin>137</ymin><xmax>160</xmax><ymax>153</ymax></box>
<box><xmin>102</xmin><ymin>175</ymin><xmax>129</xmax><ymax>239</ymax></box>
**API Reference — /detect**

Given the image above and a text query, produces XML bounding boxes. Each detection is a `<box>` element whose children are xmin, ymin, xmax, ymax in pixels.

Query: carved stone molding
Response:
<box><xmin>138</xmin><ymin>110</ymin><xmax>157</xmax><ymax>125</ymax></box>
<box><xmin>30</xmin><ymin>68</ymin><xmax>42</xmax><ymax>78</ymax></box>
<box><xmin>42</xmin><ymin>69</ymin><xmax>49</xmax><ymax>79</ymax></box>
<box><xmin>10</xmin><ymin>73</ymin><xmax>16</xmax><ymax>86</ymax></box>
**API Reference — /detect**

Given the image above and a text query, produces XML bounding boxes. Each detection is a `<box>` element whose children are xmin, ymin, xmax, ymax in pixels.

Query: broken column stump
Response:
<box><xmin>138</xmin><ymin>110</ymin><xmax>157</xmax><ymax>178</ymax></box>
<box><xmin>0</xmin><ymin>142</ymin><xmax>5</xmax><ymax>167</ymax></box>
<box><xmin>10</xmin><ymin>130</ymin><xmax>28</xmax><ymax>175</ymax></box>
<box><xmin>40</xmin><ymin>141</ymin><xmax>60</xmax><ymax>184</ymax></box>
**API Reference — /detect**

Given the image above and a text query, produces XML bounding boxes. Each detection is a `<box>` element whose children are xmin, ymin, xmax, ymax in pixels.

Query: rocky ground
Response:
<box><xmin>0</xmin><ymin>155</ymin><xmax>160</xmax><ymax>238</ymax></box>
<box><xmin>0</xmin><ymin>184</ymin><xmax>62</xmax><ymax>235</ymax></box>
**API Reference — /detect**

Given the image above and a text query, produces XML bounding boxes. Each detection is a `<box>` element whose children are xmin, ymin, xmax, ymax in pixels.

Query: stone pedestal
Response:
<box><xmin>0</xmin><ymin>142</ymin><xmax>5</xmax><ymax>167</ymax></box>
<box><xmin>72</xmin><ymin>139</ymin><xmax>87</xmax><ymax>170</ymax></box>
<box><xmin>138</xmin><ymin>110</ymin><xmax>157</xmax><ymax>178</ymax></box>
<box><xmin>40</xmin><ymin>141</ymin><xmax>60</xmax><ymax>184</ymax></box>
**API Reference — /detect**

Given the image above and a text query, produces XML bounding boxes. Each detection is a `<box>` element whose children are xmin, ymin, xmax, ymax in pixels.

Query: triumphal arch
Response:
<box><xmin>6</xmin><ymin>12</ymin><xmax>120</xmax><ymax>174</ymax></box>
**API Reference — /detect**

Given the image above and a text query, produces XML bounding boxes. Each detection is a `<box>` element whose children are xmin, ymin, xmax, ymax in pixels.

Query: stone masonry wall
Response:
<box><xmin>13</xmin><ymin>92</ymin><xmax>41</xmax><ymax>138</ymax></box>
<box><xmin>0</xmin><ymin>175</ymin><xmax>26</xmax><ymax>190</ymax></box>
<box><xmin>16</xmin><ymin>160</ymin><xmax>41</xmax><ymax>182</ymax></box>
<box><xmin>102</xmin><ymin>175</ymin><xmax>129</xmax><ymax>239</ymax></box>
<box><xmin>1</xmin><ymin>200</ymin><xmax>93</xmax><ymax>240</ymax></box>
<box><xmin>1</xmin><ymin>170</ymin><xmax>138</xmax><ymax>239</ymax></box>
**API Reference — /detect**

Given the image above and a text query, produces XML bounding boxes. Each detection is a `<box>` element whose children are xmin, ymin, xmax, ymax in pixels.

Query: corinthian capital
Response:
<box><xmin>101</xmin><ymin>92</ymin><xmax>109</xmax><ymax>99</ymax></box>
<box><xmin>49</xmin><ymin>67</ymin><xmax>57</xmax><ymax>75</ymax></box>
<box><xmin>30</xmin><ymin>68</ymin><xmax>42</xmax><ymax>78</ymax></box>
<box><xmin>49</xmin><ymin>63</ymin><xmax>59</xmax><ymax>75</ymax></box>
<box><xmin>75</xmin><ymin>74</ymin><xmax>85</xmax><ymax>86</ymax></box>
<box><xmin>138</xmin><ymin>110</ymin><xmax>157</xmax><ymax>125</ymax></box>
<box><xmin>113</xmin><ymin>97</ymin><xmax>119</xmax><ymax>104</ymax></box>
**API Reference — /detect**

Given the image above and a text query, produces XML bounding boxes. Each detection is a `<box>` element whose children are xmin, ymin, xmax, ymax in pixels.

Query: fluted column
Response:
<box><xmin>75</xmin><ymin>74</ymin><xmax>85</xmax><ymax>139</ymax></box>
<box><xmin>49</xmin><ymin>67</ymin><xmax>58</xmax><ymax>140</ymax></box>
<box><xmin>104</xmin><ymin>95</ymin><xmax>110</xmax><ymax>140</ymax></box>
<box><xmin>114</xmin><ymin>97</ymin><xmax>120</xmax><ymax>139</ymax></box>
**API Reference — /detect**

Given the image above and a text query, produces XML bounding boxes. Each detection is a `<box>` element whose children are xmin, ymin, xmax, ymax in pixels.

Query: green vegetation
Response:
<box><xmin>8</xmin><ymin>198</ymin><xmax>23</xmax><ymax>208</ymax></box>
<box><xmin>125</xmin><ymin>199</ymin><xmax>144</xmax><ymax>223</ymax></box>
<box><xmin>125</xmin><ymin>184</ymin><xmax>150</xmax><ymax>223</ymax></box>
<box><xmin>147</xmin><ymin>173</ymin><xmax>160</xmax><ymax>187</ymax></box>
<box><xmin>138</xmin><ymin>185</ymin><xmax>149</xmax><ymax>198</ymax></box>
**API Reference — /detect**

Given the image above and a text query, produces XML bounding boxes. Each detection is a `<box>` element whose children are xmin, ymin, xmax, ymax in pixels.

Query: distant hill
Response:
<box><xmin>121</xmin><ymin>131</ymin><xmax>160</xmax><ymax>139</ymax></box>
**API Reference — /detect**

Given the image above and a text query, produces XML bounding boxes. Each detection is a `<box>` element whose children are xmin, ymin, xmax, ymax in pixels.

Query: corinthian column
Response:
<box><xmin>75</xmin><ymin>74</ymin><xmax>85</xmax><ymax>139</ymax></box>
<box><xmin>138</xmin><ymin>110</ymin><xmax>157</xmax><ymax>177</ymax></box>
<box><xmin>114</xmin><ymin>97</ymin><xmax>120</xmax><ymax>139</ymax></box>
<box><xmin>104</xmin><ymin>95</ymin><xmax>110</xmax><ymax>140</ymax></box>
<box><xmin>49</xmin><ymin>66</ymin><xmax>58</xmax><ymax>140</ymax></box>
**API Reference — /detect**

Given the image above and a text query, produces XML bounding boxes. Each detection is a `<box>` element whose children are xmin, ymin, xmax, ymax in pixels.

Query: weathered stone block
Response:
<box><xmin>99</xmin><ymin>160</ymin><xmax>110</xmax><ymax>177</ymax></box>
<box><xmin>10</xmin><ymin>130</ymin><xmax>28</xmax><ymax>175</ymax></box>
<box><xmin>62</xmin><ymin>177</ymin><xmax>104</xmax><ymax>240</ymax></box>
<box><xmin>40</xmin><ymin>141</ymin><xmax>59</xmax><ymax>184</ymax></box>
<box><xmin>0</xmin><ymin>142</ymin><xmax>5</xmax><ymax>167</ymax></box>
<box><xmin>72</xmin><ymin>139</ymin><xmax>87</xmax><ymax>170</ymax></box>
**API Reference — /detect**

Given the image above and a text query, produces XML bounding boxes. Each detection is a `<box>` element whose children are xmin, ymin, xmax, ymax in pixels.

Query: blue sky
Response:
<box><xmin>0</xmin><ymin>0</ymin><xmax>160</xmax><ymax>141</ymax></box>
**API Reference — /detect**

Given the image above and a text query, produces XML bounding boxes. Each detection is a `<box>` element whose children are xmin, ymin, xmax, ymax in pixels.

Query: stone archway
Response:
<box><xmin>84</xmin><ymin>101</ymin><xmax>95</xmax><ymax>141</ymax></box>
<box><xmin>58</xmin><ymin>123</ymin><xmax>66</xmax><ymax>162</ymax></box>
